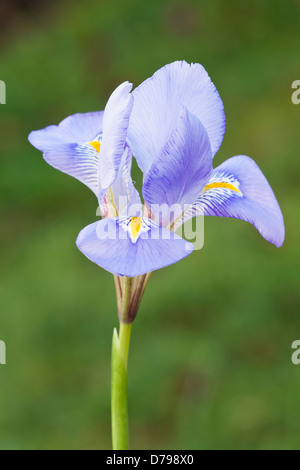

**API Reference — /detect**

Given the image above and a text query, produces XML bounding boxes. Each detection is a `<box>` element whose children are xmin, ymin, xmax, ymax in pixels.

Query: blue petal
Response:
<box><xmin>128</xmin><ymin>61</ymin><xmax>225</xmax><ymax>174</ymax></box>
<box><xmin>181</xmin><ymin>156</ymin><xmax>285</xmax><ymax>248</ymax></box>
<box><xmin>53</xmin><ymin>112</ymin><xmax>104</xmax><ymax>143</ymax></box>
<box><xmin>76</xmin><ymin>218</ymin><xmax>194</xmax><ymax>277</ymax></box>
<box><xmin>46</xmin><ymin>142</ymin><xmax>101</xmax><ymax>195</ymax></box>
<box><xmin>98</xmin><ymin>82</ymin><xmax>134</xmax><ymax>202</ymax></box>
<box><xmin>142</xmin><ymin>107</ymin><xmax>212</xmax><ymax>223</ymax></box>
<box><xmin>28</xmin><ymin>111</ymin><xmax>104</xmax><ymax>149</ymax></box>
<box><xmin>28</xmin><ymin>112</ymin><xmax>104</xmax><ymax>195</ymax></box>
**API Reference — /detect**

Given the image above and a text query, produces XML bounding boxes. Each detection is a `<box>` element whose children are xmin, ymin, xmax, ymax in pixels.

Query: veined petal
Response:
<box><xmin>28</xmin><ymin>112</ymin><xmax>104</xmax><ymax>195</ymax></box>
<box><xmin>180</xmin><ymin>156</ymin><xmax>285</xmax><ymax>248</ymax></box>
<box><xmin>143</xmin><ymin>107</ymin><xmax>212</xmax><ymax>224</ymax></box>
<box><xmin>45</xmin><ymin>142</ymin><xmax>101</xmax><ymax>195</ymax></box>
<box><xmin>76</xmin><ymin>217</ymin><xmax>194</xmax><ymax>277</ymax></box>
<box><xmin>128</xmin><ymin>61</ymin><xmax>225</xmax><ymax>174</ymax></box>
<box><xmin>98</xmin><ymin>82</ymin><xmax>134</xmax><ymax>202</ymax></box>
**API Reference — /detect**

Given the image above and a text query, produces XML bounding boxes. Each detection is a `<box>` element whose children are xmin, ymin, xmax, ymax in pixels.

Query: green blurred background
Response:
<box><xmin>0</xmin><ymin>0</ymin><xmax>299</xmax><ymax>450</ymax></box>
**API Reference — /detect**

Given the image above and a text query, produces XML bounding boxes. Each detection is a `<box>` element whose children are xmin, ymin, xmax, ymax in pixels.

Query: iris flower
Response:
<box><xmin>29</xmin><ymin>62</ymin><xmax>284</xmax><ymax>279</ymax></box>
<box><xmin>28</xmin><ymin>61</ymin><xmax>284</xmax><ymax>450</ymax></box>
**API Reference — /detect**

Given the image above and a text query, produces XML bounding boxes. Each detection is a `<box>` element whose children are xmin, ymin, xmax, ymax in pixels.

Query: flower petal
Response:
<box><xmin>98</xmin><ymin>82</ymin><xmax>134</xmax><ymax>202</ymax></box>
<box><xmin>180</xmin><ymin>156</ymin><xmax>285</xmax><ymax>247</ymax></box>
<box><xmin>142</xmin><ymin>107</ymin><xmax>212</xmax><ymax>224</ymax></box>
<box><xmin>76</xmin><ymin>217</ymin><xmax>194</xmax><ymax>277</ymax></box>
<box><xmin>55</xmin><ymin>112</ymin><xmax>104</xmax><ymax>142</ymax></box>
<box><xmin>46</xmin><ymin>142</ymin><xmax>102</xmax><ymax>195</ymax></box>
<box><xmin>128</xmin><ymin>61</ymin><xmax>225</xmax><ymax>174</ymax></box>
<box><xmin>28</xmin><ymin>111</ymin><xmax>104</xmax><ymax>149</ymax></box>
<box><xmin>110</xmin><ymin>146</ymin><xmax>142</xmax><ymax>217</ymax></box>
<box><xmin>28</xmin><ymin>112</ymin><xmax>104</xmax><ymax>195</ymax></box>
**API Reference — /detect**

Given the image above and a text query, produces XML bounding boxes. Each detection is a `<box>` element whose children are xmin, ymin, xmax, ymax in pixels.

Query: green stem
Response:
<box><xmin>111</xmin><ymin>322</ymin><xmax>132</xmax><ymax>450</ymax></box>
<box><xmin>119</xmin><ymin>321</ymin><xmax>132</xmax><ymax>365</ymax></box>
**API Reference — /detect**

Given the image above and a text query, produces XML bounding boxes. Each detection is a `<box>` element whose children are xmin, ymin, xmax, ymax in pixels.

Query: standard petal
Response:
<box><xmin>142</xmin><ymin>107</ymin><xmax>212</xmax><ymax>224</ymax></box>
<box><xmin>28</xmin><ymin>112</ymin><xmax>104</xmax><ymax>195</ymax></box>
<box><xmin>128</xmin><ymin>61</ymin><xmax>225</xmax><ymax>174</ymax></box>
<box><xmin>76</xmin><ymin>218</ymin><xmax>194</xmax><ymax>277</ymax></box>
<box><xmin>98</xmin><ymin>82</ymin><xmax>134</xmax><ymax>202</ymax></box>
<box><xmin>180</xmin><ymin>156</ymin><xmax>285</xmax><ymax>248</ymax></box>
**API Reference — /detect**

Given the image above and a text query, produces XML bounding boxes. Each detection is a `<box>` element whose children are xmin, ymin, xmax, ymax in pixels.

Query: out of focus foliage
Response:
<box><xmin>0</xmin><ymin>0</ymin><xmax>299</xmax><ymax>450</ymax></box>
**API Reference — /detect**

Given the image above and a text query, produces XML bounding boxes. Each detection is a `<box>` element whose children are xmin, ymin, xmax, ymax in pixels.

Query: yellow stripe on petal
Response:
<box><xmin>89</xmin><ymin>141</ymin><xmax>101</xmax><ymax>153</ymax></box>
<box><xmin>202</xmin><ymin>182</ymin><xmax>241</xmax><ymax>193</ymax></box>
<box><xmin>129</xmin><ymin>217</ymin><xmax>142</xmax><ymax>242</ymax></box>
